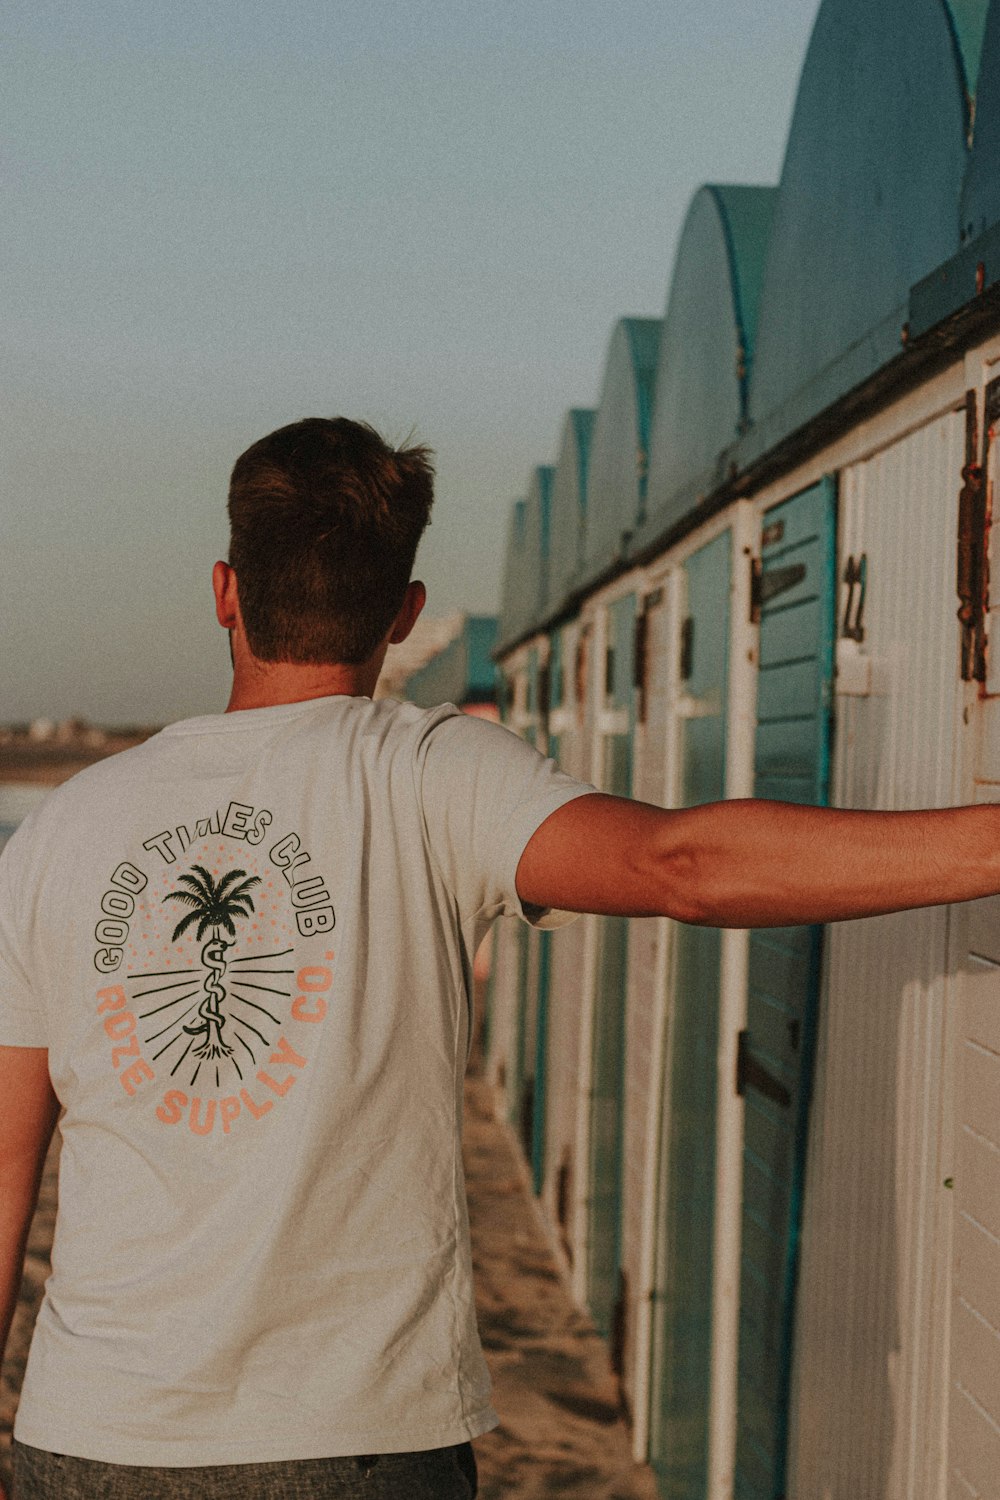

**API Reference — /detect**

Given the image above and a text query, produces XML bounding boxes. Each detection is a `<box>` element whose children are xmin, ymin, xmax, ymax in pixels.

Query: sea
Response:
<box><xmin>0</xmin><ymin>783</ymin><xmax>52</xmax><ymax>853</ymax></box>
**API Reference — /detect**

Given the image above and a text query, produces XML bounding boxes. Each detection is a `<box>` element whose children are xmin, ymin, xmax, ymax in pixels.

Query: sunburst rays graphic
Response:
<box><xmin>124</xmin><ymin>860</ymin><xmax>295</xmax><ymax>1090</ymax></box>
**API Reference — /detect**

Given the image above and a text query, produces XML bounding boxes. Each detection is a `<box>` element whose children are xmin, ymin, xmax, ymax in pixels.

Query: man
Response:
<box><xmin>1</xmin><ymin>416</ymin><xmax>998</xmax><ymax>1499</ymax></box>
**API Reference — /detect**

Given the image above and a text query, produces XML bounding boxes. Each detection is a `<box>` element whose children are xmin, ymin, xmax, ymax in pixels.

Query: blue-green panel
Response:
<box><xmin>650</xmin><ymin>530</ymin><xmax>731</xmax><ymax>1500</ymax></box>
<box><xmin>643</xmin><ymin>185</ymin><xmax>777</xmax><ymax>541</ymax></box>
<box><xmin>734</xmin><ymin>477</ymin><xmax>836</xmax><ymax>1500</ymax></box>
<box><xmin>404</xmin><ymin>616</ymin><xmax>499</xmax><ymax>709</ymax></box>
<box><xmin>961</xmin><ymin>0</ymin><xmax>1000</xmax><ymax>239</ymax></box>
<box><xmin>548</xmin><ymin>408</ymin><xmax>597</xmax><ymax>613</ymax></box>
<box><xmin>748</xmin><ymin>0</ymin><xmax>982</xmax><ymax>436</ymax></box>
<box><xmin>587</xmin><ymin>592</ymin><xmax>637</xmax><ymax>1338</ymax></box>
<box><xmin>580</xmin><ymin>319</ymin><xmax>661</xmax><ymax>587</ymax></box>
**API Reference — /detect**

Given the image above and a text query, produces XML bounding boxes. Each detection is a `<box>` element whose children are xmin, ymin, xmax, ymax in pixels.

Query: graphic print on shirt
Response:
<box><xmin>90</xmin><ymin>800</ymin><xmax>336</xmax><ymax>1139</ymax></box>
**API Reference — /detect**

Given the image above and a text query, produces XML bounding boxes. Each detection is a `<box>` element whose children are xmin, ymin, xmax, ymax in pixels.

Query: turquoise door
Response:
<box><xmin>650</xmin><ymin>530</ymin><xmax>731</xmax><ymax>1499</ymax></box>
<box><xmin>587</xmin><ymin>592</ymin><xmax>637</xmax><ymax>1338</ymax></box>
<box><xmin>734</xmin><ymin>478</ymin><xmax>836</xmax><ymax>1499</ymax></box>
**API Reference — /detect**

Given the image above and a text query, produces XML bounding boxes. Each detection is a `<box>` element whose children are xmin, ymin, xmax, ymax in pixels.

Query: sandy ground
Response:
<box><xmin>0</xmin><ymin>1076</ymin><xmax>657</xmax><ymax>1499</ymax></box>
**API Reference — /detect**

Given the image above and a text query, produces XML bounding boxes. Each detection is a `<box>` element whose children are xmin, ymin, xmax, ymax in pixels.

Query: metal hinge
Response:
<box><xmin>735</xmin><ymin>1029</ymin><xmax>792</xmax><ymax>1108</ymax></box>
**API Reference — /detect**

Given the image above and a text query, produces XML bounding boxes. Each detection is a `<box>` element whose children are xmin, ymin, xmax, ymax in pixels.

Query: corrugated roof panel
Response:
<box><xmin>580</xmin><ymin>317</ymin><xmax>661</xmax><ymax>586</ymax></box>
<box><xmin>548</xmin><ymin>407</ymin><xmax>597</xmax><ymax>613</ymax></box>
<box><xmin>748</xmin><ymin>0</ymin><xmax>978</xmax><ymax>433</ymax></box>
<box><xmin>643</xmin><ymin>184</ymin><xmax>776</xmax><ymax>539</ymax></box>
<box><xmin>961</xmin><ymin>0</ymin><xmax>1000</xmax><ymax>239</ymax></box>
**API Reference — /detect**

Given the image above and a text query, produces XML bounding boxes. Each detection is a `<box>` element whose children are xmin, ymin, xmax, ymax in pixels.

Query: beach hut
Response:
<box><xmin>489</xmin><ymin>0</ymin><xmax>1000</xmax><ymax>1493</ymax></box>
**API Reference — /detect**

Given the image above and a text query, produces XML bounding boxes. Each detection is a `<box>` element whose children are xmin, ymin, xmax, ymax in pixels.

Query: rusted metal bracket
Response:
<box><xmin>958</xmin><ymin>387</ymin><xmax>988</xmax><ymax>681</ymax></box>
<box><xmin>841</xmin><ymin>554</ymin><xmax>867</xmax><ymax>642</ymax></box>
<box><xmin>749</xmin><ymin>555</ymin><xmax>763</xmax><ymax>624</ymax></box>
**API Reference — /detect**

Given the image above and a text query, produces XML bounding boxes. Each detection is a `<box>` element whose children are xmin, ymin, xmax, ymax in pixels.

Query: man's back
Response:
<box><xmin>1</xmin><ymin>694</ymin><xmax>588</xmax><ymax>1466</ymax></box>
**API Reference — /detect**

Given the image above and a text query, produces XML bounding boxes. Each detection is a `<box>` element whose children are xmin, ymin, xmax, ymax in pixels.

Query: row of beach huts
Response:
<box><xmin>475</xmin><ymin>1</ymin><xmax>1000</xmax><ymax>1496</ymax></box>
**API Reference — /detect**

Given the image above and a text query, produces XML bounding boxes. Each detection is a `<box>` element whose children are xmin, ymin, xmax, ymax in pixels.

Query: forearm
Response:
<box><xmin>0</xmin><ymin>1047</ymin><xmax>58</xmax><ymax>1378</ymax></box>
<box><xmin>666</xmin><ymin>799</ymin><xmax>1000</xmax><ymax>928</ymax></box>
<box><xmin>0</xmin><ymin>1162</ymin><xmax>48</xmax><ymax>1376</ymax></box>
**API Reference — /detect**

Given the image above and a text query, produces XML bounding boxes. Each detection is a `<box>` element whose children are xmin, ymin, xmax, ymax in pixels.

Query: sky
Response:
<box><xmin>4</xmin><ymin>0</ymin><xmax>820</xmax><ymax>725</ymax></box>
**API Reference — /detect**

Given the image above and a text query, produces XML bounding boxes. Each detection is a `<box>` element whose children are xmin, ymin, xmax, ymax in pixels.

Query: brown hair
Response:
<box><xmin>227</xmin><ymin>417</ymin><xmax>434</xmax><ymax>664</ymax></box>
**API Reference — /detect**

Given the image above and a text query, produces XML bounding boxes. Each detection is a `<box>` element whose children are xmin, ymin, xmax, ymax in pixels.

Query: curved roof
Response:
<box><xmin>961</xmin><ymin>0</ymin><xmax>1000</xmax><ymax>238</ymax></box>
<box><xmin>547</xmin><ymin>408</ymin><xmax>597</xmax><ymax>613</ymax></box>
<box><xmin>643</xmin><ymin>185</ymin><xmax>776</xmax><ymax>537</ymax></box>
<box><xmin>498</xmin><ymin>498</ymin><xmax>529</xmax><ymax>647</ymax></box>
<box><xmin>497</xmin><ymin>467</ymin><xmax>554</xmax><ymax>647</ymax></box>
<box><xmin>748</xmin><ymin>0</ymin><xmax>984</xmax><ymax>430</ymax></box>
<box><xmin>580</xmin><ymin>317</ymin><xmax>661</xmax><ymax>585</ymax></box>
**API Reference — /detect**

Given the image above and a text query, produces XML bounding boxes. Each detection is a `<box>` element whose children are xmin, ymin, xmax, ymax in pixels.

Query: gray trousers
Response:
<box><xmin>11</xmin><ymin>1440</ymin><xmax>478</xmax><ymax>1499</ymax></box>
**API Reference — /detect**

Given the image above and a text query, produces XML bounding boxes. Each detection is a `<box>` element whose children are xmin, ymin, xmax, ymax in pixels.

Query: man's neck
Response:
<box><xmin>225</xmin><ymin>656</ymin><xmax>383</xmax><ymax>713</ymax></box>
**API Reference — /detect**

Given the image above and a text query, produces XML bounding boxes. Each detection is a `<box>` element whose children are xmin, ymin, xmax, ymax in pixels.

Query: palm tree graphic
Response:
<box><xmin>164</xmin><ymin>865</ymin><xmax>261</xmax><ymax>1060</ymax></box>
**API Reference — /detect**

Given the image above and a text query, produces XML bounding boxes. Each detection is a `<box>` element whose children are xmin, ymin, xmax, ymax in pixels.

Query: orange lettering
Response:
<box><xmin>239</xmin><ymin>1087</ymin><xmax>273</xmax><ymax>1120</ymax></box>
<box><xmin>104</xmin><ymin>1010</ymin><xmax>136</xmax><ymax>1041</ymax></box>
<box><xmin>189</xmin><ymin>1098</ymin><xmax>216</xmax><ymax>1135</ymax></box>
<box><xmin>156</xmin><ymin>1089</ymin><xmax>187</xmax><ymax>1123</ymax></box>
<box><xmin>291</xmin><ymin>994</ymin><xmax>327</xmax><ymax>1023</ymax></box>
<box><xmin>96</xmin><ymin>985</ymin><xmax>127</xmax><ymax>1014</ymax></box>
<box><xmin>112</xmin><ymin>1033</ymin><xmax>141</xmax><ymax>1068</ymax></box>
<box><xmin>257</xmin><ymin>1070</ymin><xmax>295</xmax><ymax>1098</ymax></box>
<box><xmin>120</xmin><ymin>1058</ymin><xmax>154</xmax><ymax>1096</ymax></box>
<box><xmin>269</xmin><ymin>1036</ymin><xmax>306</xmax><ymax>1069</ymax></box>
<box><xmin>219</xmin><ymin>1097</ymin><xmax>241</xmax><ymax>1134</ymax></box>
<box><xmin>296</xmin><ymin>965</ymin><xmax>332</xmax><ymax>992</ymax></box>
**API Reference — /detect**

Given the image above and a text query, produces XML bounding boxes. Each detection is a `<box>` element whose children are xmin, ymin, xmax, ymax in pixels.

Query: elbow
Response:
<box><xmin>647</xmin><ymin>837</ymin><xmax>716</xmax><ymax>927</ymax></box>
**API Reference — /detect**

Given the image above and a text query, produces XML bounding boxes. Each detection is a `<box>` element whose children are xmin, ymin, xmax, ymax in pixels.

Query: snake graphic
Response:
<box><xmin>183</xmin><ymin>935</ymin><xmax>234</xmax><ymax>1059</ymax></box>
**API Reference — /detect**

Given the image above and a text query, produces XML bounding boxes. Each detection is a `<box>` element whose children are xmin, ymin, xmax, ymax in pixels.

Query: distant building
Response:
<box><xmin>375</xmin><ymin>612</ymin><xmax>464</xmax><ymax>701</ymax></box>
<box><xmin>402</xmin><ymin>616</ymin><xmax>499</xmax><ymax>719</ymax></box>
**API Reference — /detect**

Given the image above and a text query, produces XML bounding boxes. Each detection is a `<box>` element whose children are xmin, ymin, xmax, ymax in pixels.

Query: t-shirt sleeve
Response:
<box><xmin>0</xmin><ymin>831</ymin><xmax>45</xmax><ymax>1046</ymax></box>
<box><xmin>414</xmin><ymin>707</ymin><xmax>597</xmax><ymax>927</ymax></box>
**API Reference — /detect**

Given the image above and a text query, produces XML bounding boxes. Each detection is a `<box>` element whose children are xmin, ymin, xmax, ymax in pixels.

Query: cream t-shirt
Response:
<box><xmin>0</xmin><ymin>695</ymin><xmax>593</xmax><ymax>1466</ymax></box>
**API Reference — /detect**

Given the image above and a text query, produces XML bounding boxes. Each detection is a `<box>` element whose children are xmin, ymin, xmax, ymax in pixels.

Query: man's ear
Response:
<box><xmin>212</xmin><ymin>561</ymin><xmax>239</xmax><ymax>631</ymax></box>
<box><xmin>389</xmin><ymin>580</ymin><xmax>426</xmax><ymax>645</ymax></box>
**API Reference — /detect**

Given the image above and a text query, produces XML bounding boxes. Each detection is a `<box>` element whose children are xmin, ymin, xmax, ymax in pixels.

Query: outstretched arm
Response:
<box><xmin>0</xmin><ymin>1043</ymin><xmax>59</xmax><ymax>1479</ymax></box>
<box><xmin>516</xmin><ymin>792</ymin><xmax>1000</xmax><ymax>927</ymax></box>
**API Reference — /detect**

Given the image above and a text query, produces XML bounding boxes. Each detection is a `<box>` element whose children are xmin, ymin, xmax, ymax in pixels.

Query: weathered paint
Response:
<box><xmin>788</xmin><ymin>413</ymin><xmax>965</xmax><ymax>1499</ymax></box>
<box><xmin>748</xmin><ymin>0</ymin><xmax>981</xmax><ymax>441</ymax></box>
<box><xmin>734</xmin><ymin>478</ymin><xmax>836</xmax><ymax>1500</ymax></box>
<box><xmin>642</xmin><ymin>186</ymin><xmax>776</xmax><ymax>541</ymax></box>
